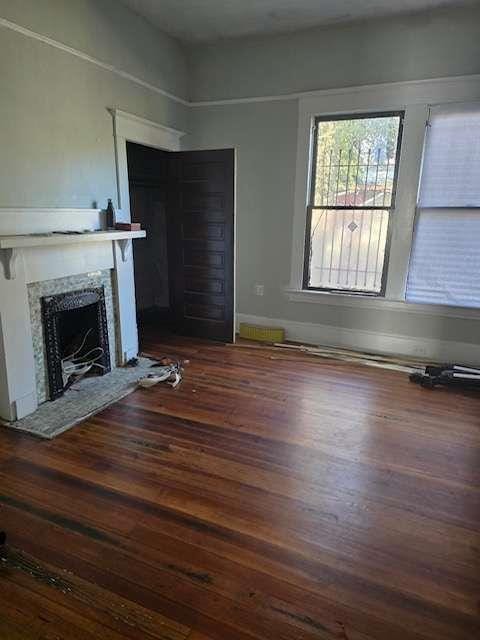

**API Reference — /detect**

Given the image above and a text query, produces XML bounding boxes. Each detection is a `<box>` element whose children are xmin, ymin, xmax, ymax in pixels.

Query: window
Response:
<box><xmin>304</xmin><ymin>112</ymin><xmax>404</xmax><ymax>295</ymax></box>
<box><xmin>406</xmin><ymin>103</ymin><xmax>480</xmax><ymax>308</ymax></box>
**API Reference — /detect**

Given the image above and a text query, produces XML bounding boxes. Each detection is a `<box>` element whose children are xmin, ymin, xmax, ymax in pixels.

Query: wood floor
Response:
<box><xmin>0</xmin><ymin>332</ymin><xmax>479</xmax><ymax>640</ymax></box>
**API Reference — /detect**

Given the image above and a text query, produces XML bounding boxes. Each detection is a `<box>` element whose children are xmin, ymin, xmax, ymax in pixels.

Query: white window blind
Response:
<box><xmin>406</xmin><ymin>102</ymin><xmax>480</xmax><ymax>308</ymax></box>
<box><xmin>418</xmin><ymin>103</ymin><xmax>480</xmax><ymax>207</ymax></box>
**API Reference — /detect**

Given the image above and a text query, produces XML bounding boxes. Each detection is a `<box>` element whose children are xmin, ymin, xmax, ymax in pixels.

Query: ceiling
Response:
<box><xmin>120</xmin><ymin>0</ymin><xmax>475</xmax><ymax>44</ymax></box>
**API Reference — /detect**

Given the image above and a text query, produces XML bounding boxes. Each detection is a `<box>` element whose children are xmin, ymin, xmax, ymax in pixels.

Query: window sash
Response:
<box><xmin>304</xmin><ymin>111</ymin><xmax>404</xmax><ymax>295</ymax></box>
<box><xmin>308</xmin><ymin>111</ymin><xmax>404</xmax><ymax>210</ymax></box>
<box><xmin>303</xmin><ymin>207</ymin><xmax>392</xmax><ymax>294</ymax></box>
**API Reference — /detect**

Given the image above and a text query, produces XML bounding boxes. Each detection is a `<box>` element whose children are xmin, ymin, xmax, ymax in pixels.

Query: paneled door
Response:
<box><xmin>167</xmin><ymin>149</ymin><xmax>235</xmax><ymax>342</ymax></box>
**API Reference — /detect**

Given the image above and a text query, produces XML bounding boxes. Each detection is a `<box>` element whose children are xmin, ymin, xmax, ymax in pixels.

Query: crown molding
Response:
<box><xmin>188</xmin><ymin>72</ymin><xmax>480</xmax><ymax>107</ymax></box>
<box><xmin>2</xmin><ymin>14</ymin><xmax>480</xmax><ymax>110</ymax></box>
<box><xmin>0</xmin><ymin>16</ymin><xmax>190</xmax><ymax>106</ymax></box>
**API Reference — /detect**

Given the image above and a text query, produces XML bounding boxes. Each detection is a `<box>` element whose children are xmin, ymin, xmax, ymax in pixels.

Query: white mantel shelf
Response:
<box><xmin>0</xmin><ymin>230</ymin><xmax>146</xmax><ymax>279</ymax></box>
<box><xmin>0</xmin><ymin>229</ymin><xmax>145</xmax><ymax>249</ymax></box>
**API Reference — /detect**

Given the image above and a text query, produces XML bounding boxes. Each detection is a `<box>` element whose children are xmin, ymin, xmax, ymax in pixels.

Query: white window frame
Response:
<box><xmin>287</xmin><ymin>74</ymin><xmax>480</xmax><ymax>319</ymax></box>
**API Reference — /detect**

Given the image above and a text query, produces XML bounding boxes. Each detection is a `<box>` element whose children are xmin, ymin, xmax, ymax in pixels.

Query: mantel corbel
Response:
<box><xmin>0</xmin><ymin>247</ymin><xmax>20</xmax><ymax>280</ymax></box>
<box><xmin>116</xmin><ymin>238</ymin><xmax>132</xmax><ymax>262</ymax></box>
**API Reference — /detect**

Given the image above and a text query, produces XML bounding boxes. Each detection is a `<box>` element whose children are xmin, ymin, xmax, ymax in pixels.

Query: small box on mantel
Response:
<box><xmin>114</xmin><ymin>222</ymin><xmax>142</xmax><ymax>231</ymax></box>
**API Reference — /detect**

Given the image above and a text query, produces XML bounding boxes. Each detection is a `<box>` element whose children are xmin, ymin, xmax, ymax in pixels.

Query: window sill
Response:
<box><xmin>284</xmin><ymin>288</ymin><xmax>480</xmax><ymax>320</ymax></box>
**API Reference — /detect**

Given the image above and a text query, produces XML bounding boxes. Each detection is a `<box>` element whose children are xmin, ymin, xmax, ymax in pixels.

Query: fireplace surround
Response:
<box><xmin>0</xmin><ymin>208</ymin><xmax>146</xmax><ymax>422</ymax></box>
<box><xmin>27</xmin><ymin>270</ymin><xmax>118</xmax><ymax>404</ymax></box>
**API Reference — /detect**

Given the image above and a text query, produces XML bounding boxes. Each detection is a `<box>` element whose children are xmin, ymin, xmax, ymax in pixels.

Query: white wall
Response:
<box><xmin>188</xmin><ymin>5</ymin><xmax>480</xmax><ymax>102</ymax></box>
<box><xmin>0</xmin><ymin>0</ymin><xmax>188</xmax><ymax>208</ymax></box>
<box><xmin>1</xmin><ymin>1</ymin><xmax>480</xmax><ymax>361</ymax></box>
<box><xmin>187</xmin><ymin>100</ymin><xmax>480</xmax><ymax>353</ymax></box>
<box><xmin>0</xmin><ymin>0</ymin><xmax>188</xmax><ymax>417</ymax></box>
<box><xmin>186</xmin><ymin>5</ymin><xmax>480</xmax><ymax>360</ymax></box>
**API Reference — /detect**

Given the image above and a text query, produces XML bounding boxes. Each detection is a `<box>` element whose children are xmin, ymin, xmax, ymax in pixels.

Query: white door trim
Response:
<box><xmin>108</xmin><ymin>108</ymin><xmax>186</xmax><ymax>217</ymax></box>
<box><xmin>108</xmin><ymin>109</ymin><xmax>186</xmax><ymax>361</ymax></box>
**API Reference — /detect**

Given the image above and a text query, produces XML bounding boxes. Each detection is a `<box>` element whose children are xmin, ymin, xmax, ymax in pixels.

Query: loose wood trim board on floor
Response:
<box><xmin>230</xmin><ymin>339</ymin><xmax>428</xmax><ymax>373</ymax></box>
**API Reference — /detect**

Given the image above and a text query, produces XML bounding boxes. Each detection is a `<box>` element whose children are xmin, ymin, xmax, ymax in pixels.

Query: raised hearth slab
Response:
<box><xmin>2</xmin><ymin>358</ymin><xmax>155</xmax><ymax>439</ymax></box>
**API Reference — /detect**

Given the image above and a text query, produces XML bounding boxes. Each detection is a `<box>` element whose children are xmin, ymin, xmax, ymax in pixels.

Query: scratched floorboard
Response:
<box><xmin>0</xmin><ymin>330</ymin><xmax>479</xmax><ymax>640</ymax></box>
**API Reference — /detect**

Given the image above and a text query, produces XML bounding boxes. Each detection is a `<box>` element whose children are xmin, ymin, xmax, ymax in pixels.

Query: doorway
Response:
<box><xmin>126</xmin><ymin>143</ymin><xmax>235</xmax><ymax>343</ymax></box>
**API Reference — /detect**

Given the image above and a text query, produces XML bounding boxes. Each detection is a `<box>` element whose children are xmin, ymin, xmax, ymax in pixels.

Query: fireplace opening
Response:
<box><xmin>42</xmin><ymin>288</ymin><xmax>111</xmax><ymax>400</ymax></box>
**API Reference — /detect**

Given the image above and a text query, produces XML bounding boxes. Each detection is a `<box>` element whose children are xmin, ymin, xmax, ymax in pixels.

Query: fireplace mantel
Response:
<box><xmin>0</xmin><ymin>207</ymin><xmax>146</xmax><ymax>422</ymax></box>
<box><xmin>0</xmin><ymin>230</ymin><xmax>146</xmax><ymax>279</ymax></box>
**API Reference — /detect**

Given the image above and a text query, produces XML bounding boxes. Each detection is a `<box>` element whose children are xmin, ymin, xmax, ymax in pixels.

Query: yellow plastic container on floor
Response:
<box><xmin>239</xmin><ymin>323</ymin><xmax>285</xmax><ymax>344</ymax></box>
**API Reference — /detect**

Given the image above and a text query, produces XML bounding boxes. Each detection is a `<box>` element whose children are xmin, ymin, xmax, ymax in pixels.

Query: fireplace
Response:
<box><xmin>41</xmin><ymin>287</ymin><xmax>111</xmax><ymax>400</ymax></box>
<box><xmin>0</xmin><ymin>208</ymin><xmax>143</xmax><ymax>422</ymax></box>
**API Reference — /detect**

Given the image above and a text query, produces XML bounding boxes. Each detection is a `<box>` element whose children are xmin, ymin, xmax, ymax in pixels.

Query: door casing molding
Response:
<box><xmin>109</xmin><ymin>109</ymin><xmax>237</xmax><ymax>345</ymax></box>
<box><xmin>108</xmin><ymin>109</ymin><xmax>186</xmax><ymax>360</ymax></box>
<box><xmin>108</xmin><ymin>109</ymin><xmax>186</xmax><ymax>217</ymax></box>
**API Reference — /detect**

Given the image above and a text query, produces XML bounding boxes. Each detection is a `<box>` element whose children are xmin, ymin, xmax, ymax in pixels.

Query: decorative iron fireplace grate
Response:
<box><xmin>41</xmin><ymin>287</ymin><xmax>111</xmax><ymax>400</ymax></box>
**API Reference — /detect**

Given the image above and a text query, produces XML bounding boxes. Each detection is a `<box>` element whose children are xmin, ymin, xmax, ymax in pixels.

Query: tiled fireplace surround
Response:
<box><xmin>0</xmin><ymin>208</ymin><xmax>141</xmax><ymax>422</ymax></box>
<box><xmin>28</xmin><ymin>271</ymin><xmax>118</xmax><ymax>404</ymax></box>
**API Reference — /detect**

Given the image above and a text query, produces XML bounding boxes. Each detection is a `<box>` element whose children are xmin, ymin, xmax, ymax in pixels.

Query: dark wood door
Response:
<box><xmin>168</xmin><ymin>149</ymin><xmax>235</xmax><ymax>342</ymax></box>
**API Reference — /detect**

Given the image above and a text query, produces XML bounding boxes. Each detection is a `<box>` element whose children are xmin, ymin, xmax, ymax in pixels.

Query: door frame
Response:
<box><xmin>109</xmin><ymin>108</ymin><xmax>236</xmax><ymax>342</ymax></box>
<box><xmin>109</xmin><ymin>109</ymin><xmax>186</xmax><ymax>218</ymax></box>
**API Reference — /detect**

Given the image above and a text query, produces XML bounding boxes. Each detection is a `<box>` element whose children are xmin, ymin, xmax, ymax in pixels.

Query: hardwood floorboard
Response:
<box><xmin>0</xmin><ymin>546</ymin><xmax>189</xmax><ymax>640</ymax></box>
<box><xmin>187</xmin><ymin>633</ymin><xmax>215</xmax><ymax>640</ymax></box>
<box><xmin>0</xmin><ymin>331</ymin><xmax>479</xmax><ymax>639</ymax></box>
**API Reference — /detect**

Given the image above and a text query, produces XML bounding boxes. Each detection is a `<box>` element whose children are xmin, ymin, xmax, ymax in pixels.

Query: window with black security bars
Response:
<box><xmin>304</xmin><ymin>111</ymin><xmax>404</xmax><ymax>295</ymax></box>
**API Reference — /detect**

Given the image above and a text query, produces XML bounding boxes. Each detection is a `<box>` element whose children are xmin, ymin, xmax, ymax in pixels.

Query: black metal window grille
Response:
<box><xmin>304</xmin><ymin>111</ymin><xmax>404</xmax><ymax>295</ymax></box>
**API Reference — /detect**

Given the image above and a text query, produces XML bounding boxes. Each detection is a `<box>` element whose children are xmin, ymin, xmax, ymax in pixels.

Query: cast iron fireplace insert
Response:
<box><xmin>41</xmin><ymin>287</ymin><xmax>111</xmax><ymax>400</ymax></box>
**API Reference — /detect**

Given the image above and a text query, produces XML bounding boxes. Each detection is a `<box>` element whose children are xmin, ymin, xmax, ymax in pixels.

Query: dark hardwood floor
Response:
<box><xmin>0</xmin><ymin>331</ymin><xmax>479</xmax><ymax>639</ymax></box>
